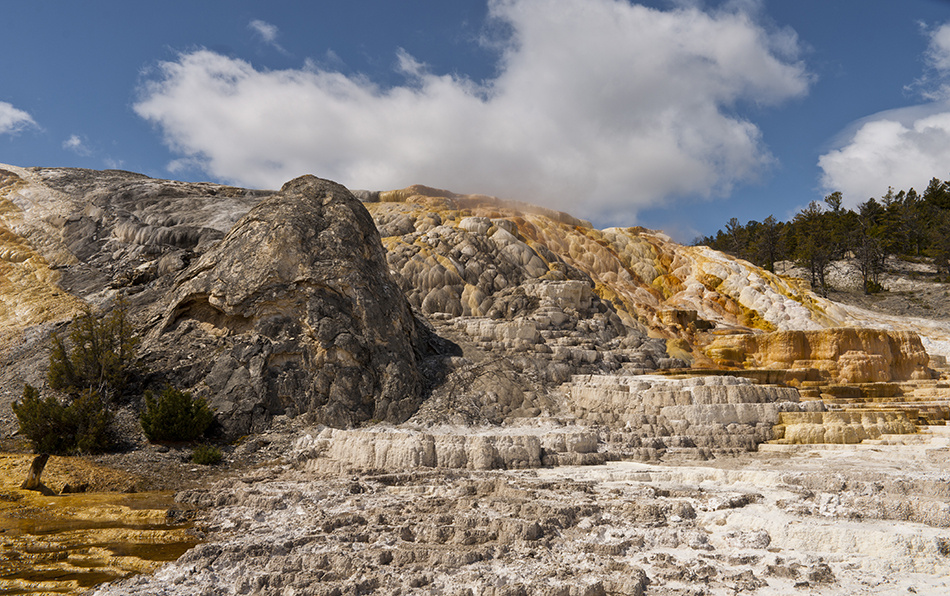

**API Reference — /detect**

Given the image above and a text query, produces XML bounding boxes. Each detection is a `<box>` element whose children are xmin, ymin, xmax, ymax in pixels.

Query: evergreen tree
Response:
<box><xmin>902</xmin><ymin>188</ymin><xmax>927</xmax><ymax>256</ymax></box>
<box><xmin>48</xmin><ymin>300</ymin><xmax>138</xmax><ymax>400</ymax></box>
<box><xmin>822</xmin><ymin>192</ymin><xmax>850</xmax><ymax>261</ymax></box>
<box><xmin>854</xmin><ymin>199</ymin><xmax>886</xmax><ymax>294</ymax></box>
<box><xmin>792</xmin><ymin>201</ymin><xmax>836</xmax><ymax>296</ymax></box>
<box><xmin>724</xmin><ymin>217</ymin><xmax>747</xmax><ymax>259</ymax></box>
<box><xmin>752</xmin><ymin>215</ymin><xmax>783</xmax><ymax>272</ymax></box>
<box><xmin>931</xmin><ymin>210</ymin><xmax>950</xmax><ymax>276</ymax></box>
<box><xmin>923</xmin><ymin>177</ymin><xmax>950</xmax><ymax>210</ymax></box>
<box><xmin>697</xmin><ymin>176</ymin><xmax>950</xmax><ymax>287</ymax></box>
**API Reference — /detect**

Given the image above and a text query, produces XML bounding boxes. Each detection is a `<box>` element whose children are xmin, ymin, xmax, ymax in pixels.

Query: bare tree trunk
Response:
<box><xmin>21</xmin><ymin>453</ymin><xmax>50</xmax><ymax>490</ymax></box>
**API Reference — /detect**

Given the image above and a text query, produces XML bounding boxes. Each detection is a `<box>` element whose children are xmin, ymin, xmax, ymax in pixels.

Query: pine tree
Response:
<box><xmin>792</xmin><ymin>201</ymin><xmax>836</xmax><ymax>296</ymax></box>
<box><xmin>48</xmin><ymin>299</ymin><xmax>138</xmax><ymax>400</ymax></box>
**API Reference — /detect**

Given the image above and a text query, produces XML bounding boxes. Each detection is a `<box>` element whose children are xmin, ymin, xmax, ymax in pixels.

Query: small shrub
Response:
<box><xmin>12</xmin><ymin>385</ymin><xmax>114</xmax><ymax>454</ymax></box>
<box><xmin>192</xmin><ymin>444</ymin><xmax>223</xmax><ymax>465</ymax></box>
<box><xmin>13</xmin><ymin>385</ymin><xmax>70</xmax><ymax>453</ymax></box>
<box><xmin>48</xmin><ymin>300</ymin><xmax>138</xmax><ymax>400</ymax></box>
<box><xmin>140</xmin><ymin>385</ymin><xmax>213</xmax><ymax>442</ymax></box>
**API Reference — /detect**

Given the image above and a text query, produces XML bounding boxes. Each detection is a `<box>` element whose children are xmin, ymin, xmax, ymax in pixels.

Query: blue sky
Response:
<box><xmin>3</xmin><ymin>0</ymin><xmax>950</xmax><ymax>241</ymax></box>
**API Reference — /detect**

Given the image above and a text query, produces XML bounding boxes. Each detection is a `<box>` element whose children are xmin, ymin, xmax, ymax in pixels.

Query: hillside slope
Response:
<box><xmin>361</xmin><ymin>185</ymin><xmax>950</xmax><ymax>361</ymax></box>
<box><xmin>2</xmin><ymin>164</ymin><xmax>949</xmax><ymax>432</ymax></box>
<box><xmin>4</xmin><ymin>166</ymin><xmax>950</xmax><ymax>595</ymax></box>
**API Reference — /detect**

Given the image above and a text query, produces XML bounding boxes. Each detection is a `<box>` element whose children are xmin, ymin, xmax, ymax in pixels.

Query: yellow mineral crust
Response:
<box><xmin>703</xmin><ymin>328</ymin><xmax>932</xmax><ymax>383</ymax></box>
<box><xmin>367</xmin><ymin>187</ymin><xmax>847</xmax><ymax>349</ymax></box>
<box><xmin>773</xmin><ymin>410</ymin><xmax>920</xmax><ymax>444</ymax></box>
<box><xmin>0</xmin><ymin>169</ymin><xmax>84</xmax><ymax>345</ymax></box>
<box><xmin>0</xmin><ymin>454</ymin><xmax>197</xmax><ymax>595</ymax></box>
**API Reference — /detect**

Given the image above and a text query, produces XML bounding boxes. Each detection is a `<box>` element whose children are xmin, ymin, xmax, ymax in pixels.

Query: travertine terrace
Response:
<box><xmin>1</xmin><ymin>165</ymin><xmax>948</xmax><ymax>594</ymax></box>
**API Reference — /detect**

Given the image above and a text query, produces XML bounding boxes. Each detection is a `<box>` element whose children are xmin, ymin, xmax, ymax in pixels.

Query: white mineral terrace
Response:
<box><xmin>91</xmin><ymin>425</ymin><xmax>950</xmax><ymax>596</ymax></box>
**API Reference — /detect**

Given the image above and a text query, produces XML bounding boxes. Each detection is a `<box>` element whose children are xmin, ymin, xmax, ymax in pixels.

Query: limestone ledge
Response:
<box><xmin>567</xmin><ymin>374</ymin><xmax>805</xmax><ymax>427</ymax></box>
<box><xmin>291</xmin><ymin>426</ymin><xmax>603</xmax><ymax>471</ymax></box>
<box><xmin>703</xmin><ymin>327</ymin><xmax>933</xmax><ymax>383</ymax></box>
<box><xmin>774</xmin><ymin>410</ymin><xmax>920</xmax><ymax>444</ymax></box>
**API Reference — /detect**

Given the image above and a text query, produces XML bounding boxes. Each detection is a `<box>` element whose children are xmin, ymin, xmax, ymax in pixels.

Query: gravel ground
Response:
<box><xmin>777</xmin><ymin>257</ymin><xmax>950</xmax><ymax>321</ymax></box>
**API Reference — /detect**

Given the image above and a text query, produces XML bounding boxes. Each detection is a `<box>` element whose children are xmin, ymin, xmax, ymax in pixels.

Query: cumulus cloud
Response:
<box><xmin>819</xmin><ymin>108</ymin><xmax>950</xmax><ymax>204</ymax></box>
<box><xmin>136</xmin><ymin>0</ymin><xmax>809</xmax><ymax>221</ymax></box>
<box><xmin>0</xmin><ymin>101</ymin><xmax>36</xmax><ymax>135</ymax></box>
<box><xmin>820</xmin><ymin>22</ymin><xmax>950</xmax><ymax>206</ymax></box>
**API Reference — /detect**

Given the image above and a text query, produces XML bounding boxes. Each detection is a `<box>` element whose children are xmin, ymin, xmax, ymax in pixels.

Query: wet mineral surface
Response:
<box><xmin>0</xmin><ymin>454</ymin><xmax>200</xmax><ymax>595</ymax></box>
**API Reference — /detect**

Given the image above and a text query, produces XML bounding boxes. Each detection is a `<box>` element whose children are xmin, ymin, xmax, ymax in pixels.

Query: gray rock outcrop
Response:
<box><xmin>142</xmin><ymin>176</ymin><xmax>438</xmax><ymax>435</ymax></box>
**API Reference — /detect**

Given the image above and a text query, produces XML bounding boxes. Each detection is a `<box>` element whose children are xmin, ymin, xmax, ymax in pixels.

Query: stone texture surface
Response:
<box><xmin>91</xmin><ymin>433</ymin><xmax>950</xmax><ymax>596</ymax></box>
<box><xmin>703</xmin><ymin>327</ymin><xmax>934</xmax><ymax>383</ymax></box>
<box><xmin>3</xmin><ymin>166</ymin><xmax>948</xmax><ymax>438</ymax></box>
<box><xmin>562</xmin><ymin>374</ymin><xmax>811</xmax><ymax>459</ymax></box>
<box><xmin>289</xmin><ymin>374</ymin><xmax>826</xmax><ymax>467</ymax></box>
<box><xmin>774</xmin><ymin>410</ymin><xmax>920</xmax><ymax>444</ymax></box>
<box><xmin>364</xmin><ymin>187</ymin><xmax>841</xmax><ymax>365</ymax></box>
<box><xmin>141</xmin><ymin>176</ymin><xmax>437</xmax><ymax>435</ymax></box>
<box><xmin>3</xmin><ymin>167</ymin><xmax>950</xmax><ymax>594</ymax></box>
<box><xmin>291</xmin><ymin>426</ymin><xmax>604</xmax><ymax>472</ymax></box>
<box><xmin>0</xmin><ymin>165</ymin><xmax>274</xmax><ymax>434</ymax></box>
<box><xmin>0</xmin><ymin>167</ymin><xmax>88</xmax><ymax>347</ymax></box>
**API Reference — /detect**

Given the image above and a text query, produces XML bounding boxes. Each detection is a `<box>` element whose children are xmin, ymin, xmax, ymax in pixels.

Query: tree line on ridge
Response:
<box><xmin>695</xmin><ymin>177</ymin><xmax>950</xmax><ymax>296</ymax></box>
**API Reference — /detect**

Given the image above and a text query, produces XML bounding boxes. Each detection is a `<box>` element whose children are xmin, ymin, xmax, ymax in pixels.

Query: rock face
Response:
<box><xmin>0</xmin><ymin>165</ymin><xmax>268</xmax><ymax>310</ymax></box>
<box><xmin>143</xmin><ymin>176</ymin><xmax>434</xmax><ymax>435</ymax></box>
<box><xmin>6</xmin><ymin>166</ymin><xmax>950</xmax><ymax>594</ymax></box>
<box><xmin>773</xmin><ymin>410</ymin><xmax>920</xmax><ymax>444</ymax></box>
<box><xmin>363</xmin><ymin>185</ymin><xmax>950</xmax><ymax>367</ymax></box>
<box><xmin>563</xmin><ymin>374</ymin><xmax>810</xmax><ymax>458</ymax></box>
<box><xmin>293</xmin><ymin>375</ymin><xmax>815</xmax><ymax>468</ymax></box>
<box><xmin>0</xmin><ymin>167</ymin><xmax>87</xmax><ymax>345</ymax></box>
<box><xmin>364</xmin><ymin>186</ymin><xmax>851</xmax><ymax>364</ymax></box>
<box><xmin>0</xmin><ymin>165</ymin><xmax>272</xmax><ymax>435</ymax></box>
<box><xmin>292</xmin><ymin>426</ymin><xmax>604</xmax><ymax>471</ymax></box>
<box><xmin>2</xmin><ymin>164</ymin><xmax>948</xmax><ymax>442</ymax></box>
<box><xmin>704</xmin><ymin>328</ymin><xmax>933</xmax><ymax>383</ymax></box>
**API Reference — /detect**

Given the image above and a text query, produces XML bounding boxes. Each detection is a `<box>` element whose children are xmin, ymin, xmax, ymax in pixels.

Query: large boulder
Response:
<box><xmin>145</xmin><ymin>176</ymin><xmax>431</xmax><ymax>435</ymax></box>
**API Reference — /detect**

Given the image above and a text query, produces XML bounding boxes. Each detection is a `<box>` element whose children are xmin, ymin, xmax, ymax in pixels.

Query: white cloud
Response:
<box><xmin>247</xmin><ymin>19</ymin><xmax>279</xmax><ymax>43</ymax></box>
<box><xmin>136</xmin><ymin>0</ymin><xmax>809</xmax><ymax>222</ymax></box>
<box><xmin>0</xmin><ymin>101</ymin><xmax>36</xmax><ymax>135</ymax></box>
<box><xmin>62</xmin><ymin>134</ymin><xmax>92</xmax><ymax>156</ymax></box>
<box><xmin>928</xmin><ymin>23</ymin><xmax>950</xmax><ymax>72</ymax></box>
<box><xmin>249</xmin><ymin>19</ymin><xmax>289</xmax><ymax>55</ymax></box>
<box><xmin>819</xmin><ymin>107</ymin><xmax>950</xmax><ymax>205</ymax></box>
<box><xmin>820</xmin><ymin>22</ymin><xmax>950</xmax><ymax>206</ymax></box>
<box><xmin>249</xmin><ymin>19</ymin><xmax>279</xmax><ymax>44</ymax></box>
